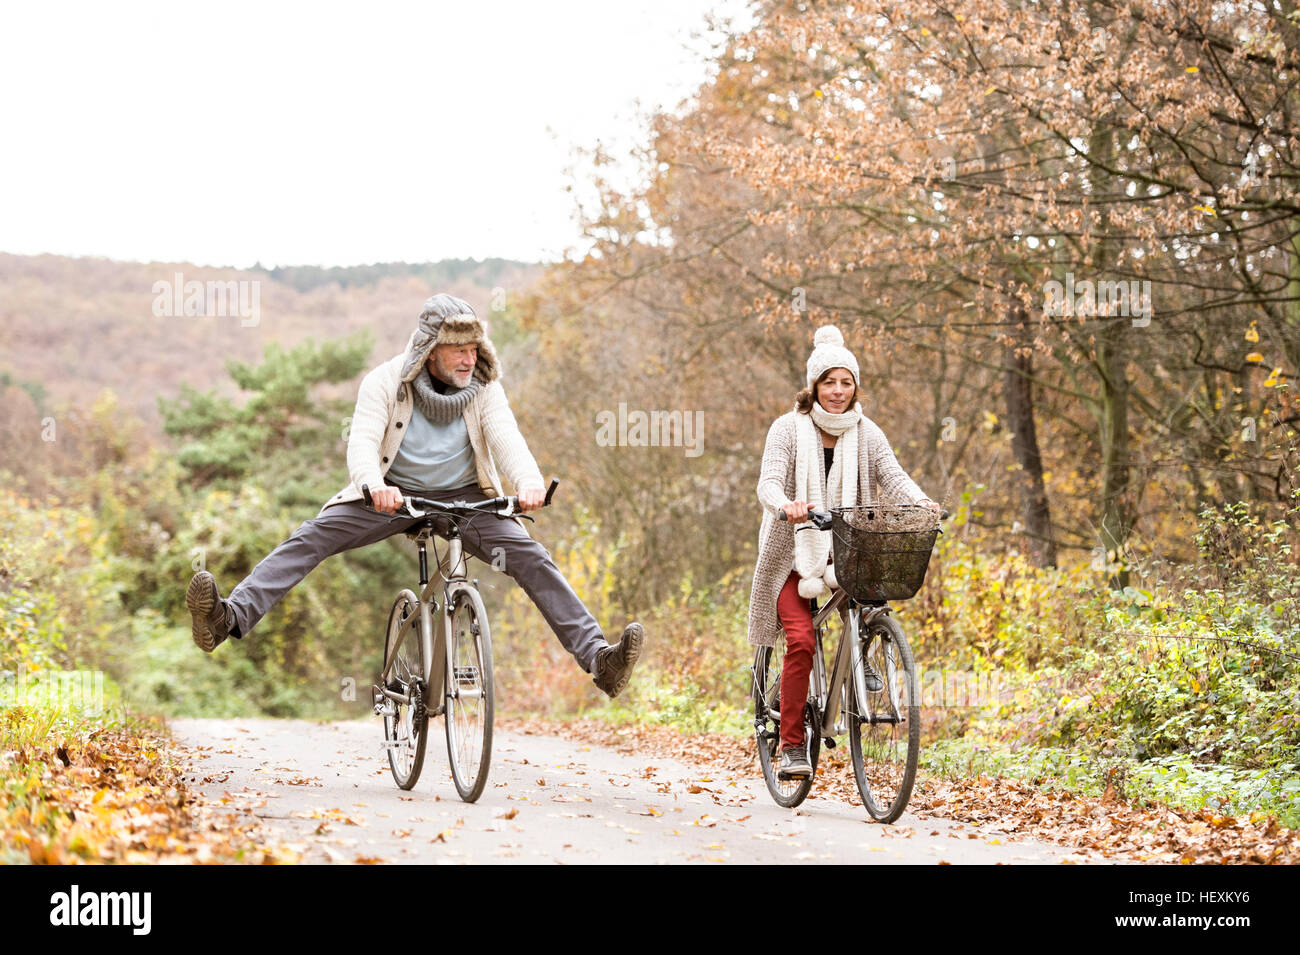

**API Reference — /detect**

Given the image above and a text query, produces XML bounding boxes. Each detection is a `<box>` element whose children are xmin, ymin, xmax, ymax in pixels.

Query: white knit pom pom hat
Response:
<box><xmin>806</xmin><ymin>325</ymin><xmax>860</xmax><ymax>387</ymax></box>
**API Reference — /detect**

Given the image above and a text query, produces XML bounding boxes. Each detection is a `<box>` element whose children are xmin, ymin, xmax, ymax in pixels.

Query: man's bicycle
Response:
<box><xmin>362</xmin><ymin>479</ymin><xmax>558</xmax><ymax>802</ymax></box>
<box><xmin>752</xmin><ymin>503</ymin><xmax>944</xmax><ymax>822</ymax></box>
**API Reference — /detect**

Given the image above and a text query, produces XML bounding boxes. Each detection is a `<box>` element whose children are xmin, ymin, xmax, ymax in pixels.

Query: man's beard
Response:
<box><xmin>434</xmin><ymin>358</ymin><xmax>474</xmax><ymax>389</ymax></box>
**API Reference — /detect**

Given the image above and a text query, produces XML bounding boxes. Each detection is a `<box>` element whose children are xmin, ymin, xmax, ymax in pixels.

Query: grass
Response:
<box><xmin>922</xmin><ymin>736</ymin><xmax>1300</xmax><ymax>828</ymax></box>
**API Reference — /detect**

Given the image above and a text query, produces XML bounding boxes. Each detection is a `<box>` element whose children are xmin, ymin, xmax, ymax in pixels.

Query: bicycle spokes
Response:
<box><xmin>386</xmin><ymin>677</ymin><xmax>424</xmax><ymax>780</ymax></box>
<box><xmin>382</xmin><ymin>590</ymin><xmax>428</xmax><ymax>791</ymax></box>
<box><xmin>850</xmin><ymin>620</ymin><xmax>920</xmax><ymax>823</ymax></box>
<box><xmin>444</xmin><ymin>592</ymin><xmax>494</xmax><ymax>802</ymax></box>
<box><xmin>752</xmin><ymin>644</ymin><xmax>817</xmax><ymax>808</ymax></box>
<box><xmin>449</xmin><ymin>632</ymin><xmax>485</xmax><ymax>771</ymax></box>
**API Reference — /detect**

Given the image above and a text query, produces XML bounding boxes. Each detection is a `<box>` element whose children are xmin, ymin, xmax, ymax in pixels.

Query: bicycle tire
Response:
<box><xmin>848</xmin><ymin>613</ymin><xmax>920</xmax><ymax>823</ymax></box>
<box><xmin>752</xmin><ymin>643</ymin><xmax>820</xmax><ymax>808</ymax></box>
<box><xmin>383</xmin><ymin>589</ymin><xmax>428</xmax><ymax>791</ymax></box>
<box><xmin>443</xmin><ymin>586</ymin><xmax>494</xmax><ymax>802</ymax></box>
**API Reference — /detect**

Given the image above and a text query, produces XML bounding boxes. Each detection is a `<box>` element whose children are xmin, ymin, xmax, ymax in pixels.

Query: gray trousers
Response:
<box><xmin>225</xmin><ymin>483</ymin><xmax>607</xmax><ymax>672</ymax></box>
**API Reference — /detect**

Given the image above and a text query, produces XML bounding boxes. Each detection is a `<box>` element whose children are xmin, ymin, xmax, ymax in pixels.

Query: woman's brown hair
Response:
<box><xmin>795</xmin><ymin>368</ymin><xmax>862</xmax><ymax>414</ymax></box>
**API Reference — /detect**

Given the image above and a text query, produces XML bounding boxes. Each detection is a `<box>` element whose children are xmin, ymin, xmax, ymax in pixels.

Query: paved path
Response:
<box><xmin>169</xmin><ymin>718</ymin><xmax>1107</xmax><ymax>864</ymax></box>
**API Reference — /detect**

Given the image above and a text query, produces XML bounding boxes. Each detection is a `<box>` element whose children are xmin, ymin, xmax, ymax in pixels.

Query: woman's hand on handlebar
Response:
<box><xmin>782</xmin><ymin>500</ymin><xmax>810</xmax><ymax>523</ymax></box>
<box><xmin>371</xmin><ymin>485</ymin><xmax>405</xmax><ymax>515</ymax></box>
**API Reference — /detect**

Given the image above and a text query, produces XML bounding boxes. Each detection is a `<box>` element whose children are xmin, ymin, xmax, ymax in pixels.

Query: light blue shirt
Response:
<box><xmin>385</xmin><ymin>403</ymin><xmax>478</xmax><ymax>493</ymax></box>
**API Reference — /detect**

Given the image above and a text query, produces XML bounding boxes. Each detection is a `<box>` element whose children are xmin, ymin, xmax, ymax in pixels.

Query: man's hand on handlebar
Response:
<box><xmin>371</xmin><ymin>485</ymin><xmax>405</xmax><ymax>515</ymax></box>
<box><xmin>517</xmin><ymin>485</ymin><xmax>547</xmax><ymax>513</ymax></box>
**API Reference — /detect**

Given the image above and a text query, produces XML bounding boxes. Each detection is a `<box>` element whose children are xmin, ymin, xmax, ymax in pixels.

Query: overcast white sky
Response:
<box><xmin>0</xmin><ymin>1</ymin><xmax>751</xmax><ymax>268</ymax></box>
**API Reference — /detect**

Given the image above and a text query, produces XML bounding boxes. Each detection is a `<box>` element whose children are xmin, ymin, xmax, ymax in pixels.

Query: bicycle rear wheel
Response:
<box><xmin>382</xmin><ymin>589</ymin><xmax>428</xmax><ymax>790</ymax></box>
<box><xmin>443</xmin><ymin>587</ymin><xmax>494</xmax><ymax>802</ymax></box>
<box><xmin>848</xmin><ymin>613</ymin><xmax>920</xmax><ymax>823</ymax></box>
<box><xmin>752</xmin><ymin>643</ymin><xmax>819</xmax><ymax>808</ymax></box>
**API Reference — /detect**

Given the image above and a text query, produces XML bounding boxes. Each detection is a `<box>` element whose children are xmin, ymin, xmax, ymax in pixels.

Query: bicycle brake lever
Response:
<box><xmin>501</xmin><ymin>495</ymin><xmax>538</xmax><ymax>521</ymax></box>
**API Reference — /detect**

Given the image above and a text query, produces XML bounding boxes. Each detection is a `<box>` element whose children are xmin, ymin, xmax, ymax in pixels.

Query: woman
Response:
<box><xmin>747</xmin><ymin>325</ymin><xmax>940</xmax><ymax>777</ymax></box>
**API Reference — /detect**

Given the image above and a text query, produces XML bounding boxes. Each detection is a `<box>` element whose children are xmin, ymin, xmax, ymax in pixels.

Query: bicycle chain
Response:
<box><xmin>412</xmin><ymin>679</ymin><xmax>427</xmax><ymax>726</ymax></box>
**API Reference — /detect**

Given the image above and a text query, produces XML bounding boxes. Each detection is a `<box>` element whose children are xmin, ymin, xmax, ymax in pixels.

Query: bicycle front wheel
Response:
<box><xmin>752</xmin><ymin>643</ymin><xmax>819</xmax><ymax>809</ymax></box>
<box><xmin>848</xmin><ymin>613</ymin><xmax>920</xmax><ymax>823</ymax></box>
<box><xmin>383</xmin><ymin>589</ymin><xmax>428</xmax><ymax>791</ymax></box>
<box><xmin>443</xmin><ymin>586</ymin><xmax>494</xmax><ymax>802</ymax></box>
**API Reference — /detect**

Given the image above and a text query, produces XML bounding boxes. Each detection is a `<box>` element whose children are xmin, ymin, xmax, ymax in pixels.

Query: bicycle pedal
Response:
<box><xmin>371</xmin><ymin>686</ymin><xmax>396</xmax><ymax>717</ymax></box>
<box><xmin>823</xmin><ymin>737</ymin><xmax>836</xmax><ymax>749</ymax></box>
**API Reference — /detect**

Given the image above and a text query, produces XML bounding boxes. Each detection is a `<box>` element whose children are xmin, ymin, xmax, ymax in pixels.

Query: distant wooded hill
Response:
<box><xmin>0</xmin><ymin>252</ymin><xmax>541</xmax><ymax>440</ymax></box>
<box><xmin>253</xmin><ymin>259</ymin><xmax>529</xmax><ymax>293</ymax></box>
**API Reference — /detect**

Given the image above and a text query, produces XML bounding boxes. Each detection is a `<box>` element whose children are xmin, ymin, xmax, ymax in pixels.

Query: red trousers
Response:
<box><xmin>776</xmin><ymin>571</ymin><xmax>816</xmax><ymax>749</ymax></box>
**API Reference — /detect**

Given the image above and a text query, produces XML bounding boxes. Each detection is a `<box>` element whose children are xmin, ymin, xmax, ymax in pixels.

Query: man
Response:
<box><xmin>185</xmin><ymin>293</ymin><xmax>644</xmax><ymax>698</ymax></box>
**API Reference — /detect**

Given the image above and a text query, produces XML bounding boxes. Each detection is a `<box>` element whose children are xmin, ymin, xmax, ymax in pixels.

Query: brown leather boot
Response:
<box><xmin>592</xmin><ymin>622</ymin><xmax>645</xmax><ymax>698</ymax></box>
<box><xmin>186</xmin><ymin>571</ymin><xmax>233</xmax><ymax>652</ymax></box>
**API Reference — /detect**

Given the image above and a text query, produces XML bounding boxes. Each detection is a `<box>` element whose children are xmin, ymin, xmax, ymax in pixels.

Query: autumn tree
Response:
<box><xmin>526</xmin><ymin>0</ymin><xmax>1300</xmax><ymax>594</ymax></box>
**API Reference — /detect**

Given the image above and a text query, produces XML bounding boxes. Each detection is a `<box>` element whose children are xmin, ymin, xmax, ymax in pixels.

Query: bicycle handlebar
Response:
<box><xmin>360</xmin><ymin>477</ymin><xmax>560</xmax><ymax>521</ymax></box>
<box><xmin>777</xmin><ymin>508</ymin><xmax>834</xmax><ymax>530</ymax></box>
<box><xmin>776</xmin><ymin>503</ymin><xmax>950</xmax><ymax>531</ymax></box>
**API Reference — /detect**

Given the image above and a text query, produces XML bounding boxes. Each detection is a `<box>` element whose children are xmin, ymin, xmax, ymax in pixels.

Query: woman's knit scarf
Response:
<box><xmin>793</xmin><ymin>401</ymin><xmax>862</xmax><ymax>598</ymax></box>
<box><xmin>411</xmin><ymin>367</ymin><xmax>482</xmax><ymax>424</ymax></box>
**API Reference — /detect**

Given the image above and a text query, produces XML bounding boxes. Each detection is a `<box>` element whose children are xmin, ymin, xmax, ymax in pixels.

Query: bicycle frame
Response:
<box><xmin>806</xmin><ymin>589</ymin><xmax>898</xmax><ymax>741</ymax></box>
<box><xmin>376</xmin><ymin>521</ymin><xmax>473</xmax><ymax>718</ymax></box>
<box><xmin>759</xmin><ymin>503</ymin><xmax>936</xmax><ymax>816</ymax></box>
<box><xmin>365</xmin><ymin>478</ymin><xmax>553</xmax><ymax>797</ymax></box>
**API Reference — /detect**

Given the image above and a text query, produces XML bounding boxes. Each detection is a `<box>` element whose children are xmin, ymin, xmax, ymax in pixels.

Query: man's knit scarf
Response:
<box><xmin>411</xmin><ymin>367</ymin><xmax>482</xmax><ymax>424</ymax></box>
<box><xmin>793</xmin><ymin>401</ymin><xmax>862</xmax><ymax>599</ymax></box>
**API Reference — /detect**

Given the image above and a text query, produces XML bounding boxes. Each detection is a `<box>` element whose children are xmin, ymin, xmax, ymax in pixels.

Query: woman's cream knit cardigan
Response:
<box><xmin>746</xmin><ymin>410</ymin><xmax>928</xmax><ymax>647</ymax></box>
<box><xmin>318</xmin><ymin>331</ymin><xmax>544</xmax><ymax>516</ymax></box>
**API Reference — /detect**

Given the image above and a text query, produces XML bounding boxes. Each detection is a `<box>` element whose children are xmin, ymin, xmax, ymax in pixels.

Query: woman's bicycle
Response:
<box><xmin>362</xmin><ymin>479</ymin><xmax>558</xmax><ymax>802</ymax></box>
<box><xmin>752</xmin><ymin>503</ymin><xmax>944</xmax><ymax>822</ymax></box>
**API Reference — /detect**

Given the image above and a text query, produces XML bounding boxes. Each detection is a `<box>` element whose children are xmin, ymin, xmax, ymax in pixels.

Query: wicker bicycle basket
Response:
<box><xmin>829</xmin><ymin>504</ymin><xmax>941</xmax><ymax>602</ymax></box>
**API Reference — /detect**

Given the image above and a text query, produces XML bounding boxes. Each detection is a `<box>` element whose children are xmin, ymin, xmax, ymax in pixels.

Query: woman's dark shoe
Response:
<box><xmin>778</xmin><ymin>742</ymin><xmax>812</xmax><ymax>778</ymax></box>
<box><xmin>862</xmin><ymin>659</ymin><xmax>884</xmax><ymax>693</ymax></box>
<box><xmin>186</xmin><ymin>571</ymin><xmax>233</xmax><ymax>652</ymax></box>
<box><xmin>592</xmin><ymin>622</ymin><xmax>645</xmax><ymax>698</ymax></box>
